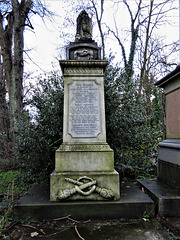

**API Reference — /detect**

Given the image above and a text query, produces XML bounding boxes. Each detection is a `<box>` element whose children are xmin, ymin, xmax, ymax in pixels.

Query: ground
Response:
<box><xmin>0</xmin><ymin>160</ymin><xmax>180</xmax><ymax>240</ymax></box>
<box><xmin>2</xmin><ymin>217</ymin><xmax>180</xmax><ymax>239</ymax></box>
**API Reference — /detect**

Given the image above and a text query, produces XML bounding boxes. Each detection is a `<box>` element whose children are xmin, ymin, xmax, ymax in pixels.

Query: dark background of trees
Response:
<box><xmin>0</xmin><ymin>0</ymin><xmax>178</xmax><ymax>183</ymax></box>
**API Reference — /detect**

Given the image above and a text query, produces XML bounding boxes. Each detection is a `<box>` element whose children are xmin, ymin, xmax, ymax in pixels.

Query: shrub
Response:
<box><xmin>15</xmin><ymin>72</ymin><xmax>64</xmax><ymax>183</ymax></box>
<box><xmin>104</xmin><ymin>64</ymin><xmax>164</xmax><ymax>177</ymax></box>
<box><xmin>15</xmin><ymin>64</ymin><xmax>164</xmax><ymax>182</ymax></box>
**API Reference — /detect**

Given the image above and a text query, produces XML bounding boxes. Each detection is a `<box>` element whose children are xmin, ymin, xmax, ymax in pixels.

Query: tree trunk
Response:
<box><xmin>138</xmin><ymin>0</ymin><xmax>154</xmax><ymax>99</ymax></box>
<box><xmin>0</xmin><ymin>0</ymin><xmax>32</xmax><ymax>144</ymax></box>
<box><xmin>0</xmin><ymin>48</ymin><xmax>9</xmax><ymax>135</ymax></box>
<box><xmin>91</xmin><ymin>0</ymin><xmax>106</xmax><ymax>59</ymax></box>
<box><xmin>9</xmin><ymin>1</ymin><xmax>25</xmax><ymax>141</ymax></box>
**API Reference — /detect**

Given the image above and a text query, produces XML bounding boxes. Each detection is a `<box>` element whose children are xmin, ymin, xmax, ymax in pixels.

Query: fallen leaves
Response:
<box><xmin>31</xmin><ymin>231</ymin><xmax>39</xmax><ymax>237</ymax></box>
<box><xmin>7</xmin><ymin>215</ymin><xmax>89</xmax><ymax>239</ymax></box>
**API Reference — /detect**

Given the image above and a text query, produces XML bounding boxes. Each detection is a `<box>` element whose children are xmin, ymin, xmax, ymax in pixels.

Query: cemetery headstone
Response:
<box><xmin>50</xmin><ymin>10</ymin><xmax>120</xmax><ymax>201</ymax></box>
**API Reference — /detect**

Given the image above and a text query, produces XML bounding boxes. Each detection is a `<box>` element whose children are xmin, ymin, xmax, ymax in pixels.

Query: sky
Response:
<box><xmin>23</xmin><ymin>0</ymin><xmax>179</xmax><ymax>79</ymax></box>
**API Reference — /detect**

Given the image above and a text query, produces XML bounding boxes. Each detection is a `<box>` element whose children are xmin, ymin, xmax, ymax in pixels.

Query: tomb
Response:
<box><xmin>50</xmin><ymin>10</ymin><xmax>120</xmax><ymax>201</ymax></box>
<box><xmin>155</xmin><ymin>65</ymin><xmax>180</xmax><ymax>190</ymax></box>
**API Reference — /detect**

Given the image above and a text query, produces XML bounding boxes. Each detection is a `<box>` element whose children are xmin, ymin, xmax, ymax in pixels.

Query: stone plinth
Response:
<box><xmin>50</xmin><ymin>170</ymin><xmax>119</xmax><ymax>201</ymax></box>
<box><xmin>50</xmin><ymin>60</ymin><xmax>120</xmax><ymax>201</ymax></box>
<box><xmin>155</xmin><ymin>65</ymin><xmax>180</xmax><ymax>190</ymax></box>
<box><xmin>14</xmin><ymin>183</ymin><xmax>155</xmax><ymax>220</ymax></box>
<box><xmin>55</xmin><ymin>143</ymin><xmax>114</xmax><ymax>172</ymax></box>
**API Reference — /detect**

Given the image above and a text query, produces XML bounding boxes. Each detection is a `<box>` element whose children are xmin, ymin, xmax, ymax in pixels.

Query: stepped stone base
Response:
<box><xmin>50</xmin><ymin>170</ymin><xmax>120</xmax><ymax>201</ymax></box>
<box><xmin>158</xmin><ymin>160</ymin><xmax>180</xmax><ymax>191</ymax></box>
<box><xmin>158</xmin><ymin>140</ymin><xmax>180</xmax><ymax>190</ymax></box>
<box><xmin>14</xmin><ymin>182</ymin><xmax>155</xmax><ymax>221</ymax></box>
<box><xmin>137</xmin><ymin>179</ymin><xmax>180</xmax><ymax>217</ymax></box>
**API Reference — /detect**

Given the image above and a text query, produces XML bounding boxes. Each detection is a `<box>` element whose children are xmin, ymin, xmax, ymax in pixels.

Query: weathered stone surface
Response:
<box><xmin>158</xmin><ymin>140</ymin><xmax>180</xmax><ymax>166</ymax></box>
<box><xmin>138</xmin><ymin>179</ymin><xmax>180</xmax><ymax>217</ymax></box>
<box><xmin>155</xmin><ymin>64</ymin><xmax>180</xmax><ymax>94</ymax></box>
<box><xmin>75</xmin><ymin>10</ymin><xmax>92</xmax><ymax>41</ymax></box>
<box><xmin>158</xmin><ymin>160</ymin><xmax>180</xmax><ymax>191</ymax></box>
<box><xmin>166</xmin><ymin>89</ymin><xmax>180</xmax><ymax>139</ymax></box>
<box><xmin>157</xmin><ymin>135</ymin><xmax>180</xmax><ymax>192</ymax></box>
<box><xmin>61</xmin><ymin>63</ymin><xmax>107</xmax><ymax>143</ymax></box>
<box><xmin>155</xmin><ymin>65</ymin><xmax>180</xmax><ymax>191</ymax></box>
<box><xmin>65</xmin><ymin>10</ymin><xmax>102</xmax><ymax>60</ymax></box>
<box><xmin>66</xmin><ymin>43</ymin><xmax>101</xmax><ymax>60</ymax></box>
<box><xmin>68</xmin><ymin>80</ymin><xmax>101</xmax><ymax>138</ymax></box>
<box><xmin>14</xmin><ymin>182</ymin><xmax>155</xmax><ymax>220</ymax></box>
<box><xmin>60</xmin><ymin>60</ymin><xmax>108</xmax><ymax>75</ymax></box>
<box><xmin>50</xmin><ymin>170</ymin><xmax>120</xmax><ymax>201</ymax></box>
<box><xmin>55</xmin><ymin>143</ymin><xmax>114</xmax><ymax>172</ymax></box>
<box><xmin>50</xmin><ymin>11</ymin><xmax>120</xmax><ymax>202</ymax></box>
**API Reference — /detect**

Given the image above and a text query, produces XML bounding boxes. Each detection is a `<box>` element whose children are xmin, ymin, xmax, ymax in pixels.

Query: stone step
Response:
<box><xmin>137</xmin><ymin>179</ymin><xmax>180</xmax><ymax>217</ymax></box>
<box><xmin>14</xmin><ymin>182</ymin><xmax>155</xmax><ymax>221</ymax></box>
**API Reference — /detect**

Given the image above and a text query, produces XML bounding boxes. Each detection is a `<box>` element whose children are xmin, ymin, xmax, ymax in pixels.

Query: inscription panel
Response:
<box><xmin>68</xmin><ymin>80</ymin><xmax>101</xmax><ymax>138</ymax></box>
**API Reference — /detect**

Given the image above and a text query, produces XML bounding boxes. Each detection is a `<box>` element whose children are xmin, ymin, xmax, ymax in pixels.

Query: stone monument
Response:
<box><xmin>50</xmin><ymin>10</ymin><xmax>120</xmax><ymax>201</ymax></box>
<box><xmin>155</xmin><ymin>65</ymin><xmax>180</xmax><ymax>190</ymax></box>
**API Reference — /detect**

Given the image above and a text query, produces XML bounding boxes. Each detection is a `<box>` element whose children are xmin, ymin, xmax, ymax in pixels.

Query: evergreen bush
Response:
<box><xmin>15</xmin><ymin>73</ymin><xmax>64</xmax><ymax>183</ymax></box>
<box><xmin>15</xmin><ymin>64</ymin><xmax>164</xmax><ymax>183</ymax></box>
<box><xmin>104</xmin><ymin>63</ymin><xmax>164</xmax><ymax>178</ymax></box>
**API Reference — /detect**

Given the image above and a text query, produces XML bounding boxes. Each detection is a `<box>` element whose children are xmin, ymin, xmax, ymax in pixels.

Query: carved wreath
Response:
<box><xmin>57</xmin><ymin>176</ymin><xmax>116</xmax><ymax>200</ymax></box>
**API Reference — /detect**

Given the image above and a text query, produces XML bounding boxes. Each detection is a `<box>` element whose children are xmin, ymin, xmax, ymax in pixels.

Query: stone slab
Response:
<box><xmin>55</xmin><ymin>143</ymin><xmax>114</xmax><ymax>172</ymax></box>
<box><xmin>63</xmin><ymin>75</ymin><xmax>106</xmax><ymax>143</ymax></box>
<box><xmin>14</xmin><ymin>182</ymin><xmax>155</xmax><ymax>221</ymax></box>
<box><xmin>158</xmin><ymin>140</ymin><xmax>180</xmax><ymax>166</ymax></box>
<box><xmin>50</xmin><ymin>170</ymin><xmax>120</xmax><ymax>201</ymax></box>
<box><xmin>166</xmin><ymin>89</ymin><xmax>180</xmax><ymax>139</ymax></box>
<box><xmin>158</xmin><ymin>160</ymin><xmax>180</xmax><ymax>191</ymax></box>
<box><xmin>137</xmin><ymin>179</ymin><xmax>180</xmax><ymax>217</ymax></box>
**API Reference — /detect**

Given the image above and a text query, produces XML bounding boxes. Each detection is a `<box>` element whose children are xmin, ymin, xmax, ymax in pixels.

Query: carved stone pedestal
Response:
<box><xmin>51</xmin><ymin>170</ymin><xmax>119</xmax><ymax>201</ymax></box>
<box><xmin>50</xmin><ymin>60</ymin><xmax>120</xmax><ymax>201</ymax></box>
<box><xmin>50</xmin><ymin>11</ymin><xmax>120</xmax><ymax>201</ymax></box>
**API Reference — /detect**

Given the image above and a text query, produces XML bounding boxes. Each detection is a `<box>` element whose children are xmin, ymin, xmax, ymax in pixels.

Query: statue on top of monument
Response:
<box><xmin>66</xmin><ymin>10</ymin><xmax>101</xmax><ymax>60</ymax></box>
<box><xmin>75</xmin><ymin>10</ymin><xmax>92</xmax><ymax>41</ymax></box>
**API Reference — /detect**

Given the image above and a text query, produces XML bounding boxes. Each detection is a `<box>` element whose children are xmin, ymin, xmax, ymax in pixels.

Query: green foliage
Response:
<box><xmin>168</xmin><ymin>232</ymin><xmax>180</xmax><ymax>240</ymax></box>
<box><xmin>15</xmin><ymin>61</ymin><xmax>164</xmax><ymax>183</ymax></box>
<box><xmin>0</xmin><ymin>170</ymin><xmax>26</xmax><ymax>194</ymax></box>
<box><xmin>104</xmin><ymin>62</ymin><xmax>164</xmax><ymax>177</ymax></box>
<box><xmin>15</xmin><ymin>72</ymin><xmax>64</xmax><ymax>183</ymax></box>
<box><xmin>0</xmin><ymin>170</ymin><xmax>30</xmax><ymax>238</ymax></box>
<box><xmin>0</xmin><ymin>204</ymin><xmax>12</xmax><ymax>239</ymax></box>
<box><xmin>142</xmin><ymin>211</ymin><xmax>150</xmax><ymax>222</ymax></box>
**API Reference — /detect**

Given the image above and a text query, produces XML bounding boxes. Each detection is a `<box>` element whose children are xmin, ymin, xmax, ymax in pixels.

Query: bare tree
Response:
<box><xmin>136</xmin><ymin>0</ymin><xmax>177</xmax><ymax>98</ymax></box>
<box><xmin>0</xmin><ymin>0</ymin><xmax>51</xmax><ymax>144</ymax></box>
<box><xmin>107</xmin><ymin>0</ymin><xmax>143</xmax><ymax>77</ymax></box>
<box><xmin>90</xmin><ymin>0</ymin><xmax>106</xmax><ymax>59</ymax></box>
<box><xmin>107</xmin><ymin>0</ymin><xmax>177</xmax><ymax>79</ymax></box>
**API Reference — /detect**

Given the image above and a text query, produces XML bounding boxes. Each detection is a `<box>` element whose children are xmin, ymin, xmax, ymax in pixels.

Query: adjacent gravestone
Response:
<box><xmin>155</xmin><ymin>65</ymin><xmax>180</xmax><ymax>190</ymax></box>
<box><xmin>50</xmin><ymin>11</ymin><xmax>120</xmax><ymax>201</ymax></box>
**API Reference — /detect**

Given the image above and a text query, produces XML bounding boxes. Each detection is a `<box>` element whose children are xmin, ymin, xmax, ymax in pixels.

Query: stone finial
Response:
<box><xmin>75</xmin><ymin>10</ymin><xmax>92</xmax><ymax>41</ymax></box>
<box><xmin>66</xmin><ymin>10</ymin><xmax>101</xmax><ymax>60</ymax></box>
